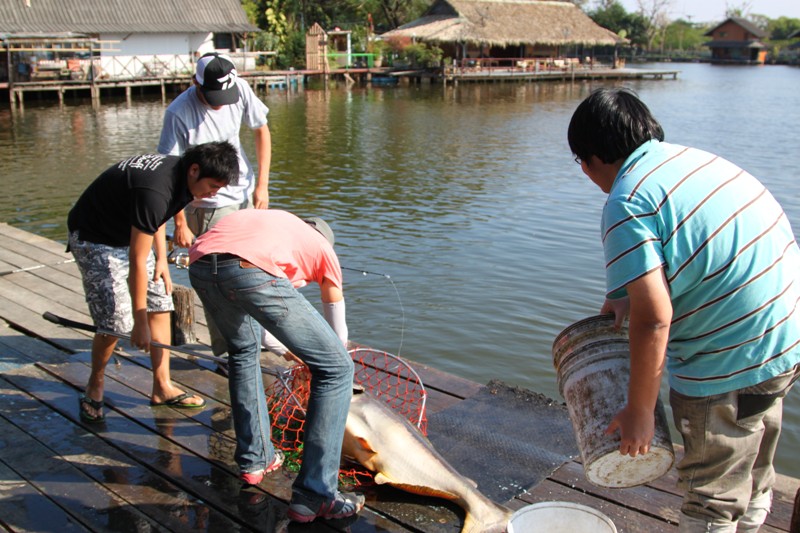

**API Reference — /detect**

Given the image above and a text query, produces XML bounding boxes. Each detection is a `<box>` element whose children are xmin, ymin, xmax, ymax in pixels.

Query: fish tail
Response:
<box><xmin>461</xmin><ymin>506</ymin><xmax>512</xmax><ymax>533</ymax></box>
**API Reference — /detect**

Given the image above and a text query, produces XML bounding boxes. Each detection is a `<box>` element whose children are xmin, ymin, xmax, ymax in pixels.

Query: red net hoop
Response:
<box><xmin>265</xmin><ymin>348</ymin><xmax>428</xmax><ymax>483</ymax></box>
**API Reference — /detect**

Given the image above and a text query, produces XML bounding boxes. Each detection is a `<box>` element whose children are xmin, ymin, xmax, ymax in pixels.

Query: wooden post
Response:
<box><xmin>791</xmin><ymin>486</ymin><xmax>800</xmax><ymax>533</ymax></box>
<box><xmin>171</xmin><ymin>285</ymin><xmax>197</xmax><ymax>345</ymax></box>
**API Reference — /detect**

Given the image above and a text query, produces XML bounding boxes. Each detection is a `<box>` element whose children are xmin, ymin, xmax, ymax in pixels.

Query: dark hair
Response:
<box><xmin>568</xmin><ymin>88</ymin><xmax>664</xmax><ymax>165</ymax></box>
<box><xmin>181</xmin><ymin>141</ymin><xmax>239</xmax><ymax>186</ymax></box>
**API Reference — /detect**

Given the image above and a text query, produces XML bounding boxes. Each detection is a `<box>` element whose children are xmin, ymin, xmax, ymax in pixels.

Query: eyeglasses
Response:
<box><xmin>573</xmin><ymin>155</ymin><xmax>581</xmax><ymax>164</ymax></box>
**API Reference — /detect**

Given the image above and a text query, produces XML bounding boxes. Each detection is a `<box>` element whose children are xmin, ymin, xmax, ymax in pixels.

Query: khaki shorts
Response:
<box><xmin>670</xmin><ymin>365</ymin><xmax>799</xmax><ymax>527</ymax></box>
<box><xmin>69</xmin><ymin>231</ymin><xmax>173</xmax><ymax>334</ymax></box>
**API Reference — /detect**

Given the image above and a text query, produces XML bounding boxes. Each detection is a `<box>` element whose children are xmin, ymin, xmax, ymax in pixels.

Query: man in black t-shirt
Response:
<box><xmin>67</xmin><ymin>141</ymin><xmax>238</xmax><ymax>422</ymax></box>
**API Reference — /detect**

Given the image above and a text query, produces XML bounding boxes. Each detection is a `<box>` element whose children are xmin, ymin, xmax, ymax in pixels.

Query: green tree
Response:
<box><xmin>634</xmin><ymin>0</ymin><xmax>672</xmax><ymax>50</ymax></box>
<box><xmin>725</xmin><ymin>1</ymin><xmax>752</xmax><ymax>19</ymax></box>
<box><xmin>657</xmin><ymin>19</ymin><xmax>706</xmax><ymax>53</ymax></box>
<box><xmin>767</xmin><ymin>16</ymin><xmax>800</xmax><ymax>40</ymax></box>
<box><xmin>364</xmin><ymin>0</ymin><xmax>430</xmax><ymax>30</ymax></box>
<box><xmin>589</xmin><ymin>1</ymin><xmax>650</xmax><ymax>50</ymax></box>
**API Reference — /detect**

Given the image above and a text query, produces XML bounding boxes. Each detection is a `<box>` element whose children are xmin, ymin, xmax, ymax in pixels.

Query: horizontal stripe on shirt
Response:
<box><xmin>601</xmin><ymin>140</ymin><xmax>800</xmax><ymax>396</ymax></box>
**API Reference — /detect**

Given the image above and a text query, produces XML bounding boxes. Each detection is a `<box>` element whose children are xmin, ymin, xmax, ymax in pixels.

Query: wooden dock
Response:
<box><xmin>3</xmin><ymin>64</ymin><xmax>680</xmax><ymax>106</ymax></box>
<box><xmin>1</xmin><ymin>222</ymin><xmax>798</xmax><ymax>532</ymax></box>
<box><xmin>404</xmin><ymin>65</ymin><xmax>681</xmax><ymax>86</ymax></box>
<box><xmin>5</xmin><ymin>72</ymin><xmax>305</xmax><ymax>107</ymax></box>
<box><xmin>449</xmin><ymin>66</ymin><xmax>679</xmax><ymax>82</ymax></box>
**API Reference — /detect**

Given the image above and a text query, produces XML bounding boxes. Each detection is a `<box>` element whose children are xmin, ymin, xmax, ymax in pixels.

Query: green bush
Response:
<box><xmin>400</xmin><ymin>42</ymin><xmax>443</xmax><ymax>68</ymax></box>
<box><xmin>275</xmin><ymin>30</ymin><xmax>306</xmax><ymax>70</ymax></box>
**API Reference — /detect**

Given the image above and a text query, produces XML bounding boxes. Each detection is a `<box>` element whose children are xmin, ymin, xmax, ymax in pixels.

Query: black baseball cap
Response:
<box><xmin>195</xmin><ymin>52</ymin><xmax>240</xmax><ymax>106</ymax></box>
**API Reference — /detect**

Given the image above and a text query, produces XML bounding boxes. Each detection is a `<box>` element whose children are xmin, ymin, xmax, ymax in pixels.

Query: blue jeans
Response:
<box><xmin>184</xmin><ymin>200</ymin><xmax>249</xmax><ymax>356</ymax></box>
<box><xmin>189</xmin><ymin>256</ymin><xmax>353</xmax><ymax>500</ymax></box>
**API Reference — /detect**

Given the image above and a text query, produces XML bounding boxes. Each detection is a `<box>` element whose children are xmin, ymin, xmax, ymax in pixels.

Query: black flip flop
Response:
<box><xmin>79</xmin><ymin>394</ymin><xmax>105</xmax><ymax>422</ymax></box>
<box><xmin>150</xmin><ymin>392</ymin><xmax>206</xmax><ymax>409</ymax></box>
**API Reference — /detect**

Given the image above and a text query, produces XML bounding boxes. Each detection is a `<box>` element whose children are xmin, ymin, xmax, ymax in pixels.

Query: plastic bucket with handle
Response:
<box><xmin>552</xmin><ymin>314</ymin><xmax>674</xmax><ymax>488</ymax></box>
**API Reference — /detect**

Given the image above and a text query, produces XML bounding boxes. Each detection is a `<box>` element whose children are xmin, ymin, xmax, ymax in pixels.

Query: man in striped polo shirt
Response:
<box><xmin>568</xmin><ymin>87</ymin><xmax>800</xmax><ymax>532</ymax></box>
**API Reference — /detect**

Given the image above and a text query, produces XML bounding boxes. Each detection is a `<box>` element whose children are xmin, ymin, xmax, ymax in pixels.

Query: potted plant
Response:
<box><xmin>370</xmin><ymin>39</ymin><xmax>389</xmax><ymax>67</ymax></box>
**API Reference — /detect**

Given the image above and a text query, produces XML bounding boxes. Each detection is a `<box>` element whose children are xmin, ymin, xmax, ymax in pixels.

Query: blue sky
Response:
<box><xmin>615</xmin><ymin>0</ymin><xmax>800</xmax><ymax>22</ymax></box>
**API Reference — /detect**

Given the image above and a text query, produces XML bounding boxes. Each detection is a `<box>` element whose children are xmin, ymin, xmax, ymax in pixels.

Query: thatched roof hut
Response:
<box><xmin>381</xmin><ymin>0</ymin><xmax>624</xmax><ymax>47</ymax></box>
<box><xmin>0</xmin><ymin>0</ymin><xmax>256</xmax><ymax>34</ymax></box>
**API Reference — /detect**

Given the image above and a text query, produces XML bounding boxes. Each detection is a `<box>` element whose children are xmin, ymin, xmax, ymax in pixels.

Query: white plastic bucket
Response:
<box><xmin>507</xmin><ymin>502</ymin><xmax>617</xmax><ymax>533</ymax></box>
<box><xmin>552</xmin><ymin>314</ymin><xmax>675</xmax><ymax>488</ymax></box>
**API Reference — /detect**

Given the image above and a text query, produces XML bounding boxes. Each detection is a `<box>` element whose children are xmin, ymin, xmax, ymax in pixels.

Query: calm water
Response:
<box><xmin>2</xmin><ymin>63</ymin><xmax>799</xmax><ymax>477</ymax></box>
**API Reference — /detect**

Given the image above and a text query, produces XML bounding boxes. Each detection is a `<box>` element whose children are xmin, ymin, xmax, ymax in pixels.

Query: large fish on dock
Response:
<box><xmin>342</xmin><ymin>388</ymin><xmax>512</xmax><ymax>533</ymax></box>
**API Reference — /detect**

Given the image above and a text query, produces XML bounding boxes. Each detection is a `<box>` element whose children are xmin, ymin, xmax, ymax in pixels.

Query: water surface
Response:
<box><xmin>2</xmin><ymin>62</ymin><xmax>799</xmax><ymax>477</ymax></box>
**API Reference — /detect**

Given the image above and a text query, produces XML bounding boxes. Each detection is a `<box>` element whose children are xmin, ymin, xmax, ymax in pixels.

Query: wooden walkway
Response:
<box><xmin>443</xmin><ymin>66</ymin><xmax>680</xmax><ymax>84</ymax></box>
<box><xmin>1</xmin><ymin>222</ymin><xmax>798</xmax><ymax>532</ymax></box>
<box><xmin>6</xmin><ymin>72</ymin><xmax>306</xmax><ymax>107</ymax></box>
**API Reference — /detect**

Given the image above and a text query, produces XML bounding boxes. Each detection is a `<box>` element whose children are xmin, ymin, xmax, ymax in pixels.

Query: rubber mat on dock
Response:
<box><xmin>427</xmin><ymin>379</ymin><xmax>578</xmax><ymax>503</ymax></box>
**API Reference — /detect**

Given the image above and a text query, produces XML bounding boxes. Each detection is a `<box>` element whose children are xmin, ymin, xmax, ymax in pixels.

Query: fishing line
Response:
<box><xmin>342</xmin><ymin>266</ymin><xmax>405</xmax><ymax>357</ymax></box>
<box><xmin>0</xmin><ymin>259</ymin><xmax>76</xmax><ymax>277</ymax></box>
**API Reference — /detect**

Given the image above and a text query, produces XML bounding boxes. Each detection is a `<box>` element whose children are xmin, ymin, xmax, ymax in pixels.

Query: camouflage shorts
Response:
<box><xmin>68</xmin><ymin>231</ymin><xmax>174</xmax><ymax>334</ymax></box>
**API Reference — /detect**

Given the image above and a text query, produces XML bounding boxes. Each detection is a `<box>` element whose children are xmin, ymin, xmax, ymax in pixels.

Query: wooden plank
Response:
<box><xmin>0</xmin><ymin>274</ymin><xmax>90</xmax><ymax>329</ymax></box>
<box><xmin>43</xmin><ymin>353</ymin><xmax>239</xmax><ymax>461</ymax></box>
<box><xmin>0</xmin><ymin>320</ymin><xmax>74</xmax><ymax>370</ymax></box>
<box><xmin>5</xmin><ymin>265</ymin><xmax>89</xmax><ymax>314</ymax></box>
<box><xmin>0</xmin><ymin>293</ymin><xmax>93</xmax><ymax>354</ymax></box>
<box><xmin>0</xmin><ymin>391</ymin><xmax>167</xmax><ymax>531</ymax></box>
<box><xmin>0</xmin><ymin>365</ymin><xmax>279</xmax><ymax>531</ymax></box>
<box><xmin>41</xmin><ymin>354</ymin><xmax>474</xmax><ymax>532</ymax></box>
<box><xmin>548</xmin><ymin>460</ymin><xmax>682</xmax><ymax>524</ymax></box>
<box><xmin>0</xmin><ymin>458</ymin><xmax>89</xmax><ymax>532</ymax></box>
<box><xmin>0</xmin><ymin>223</ymin><xmax>80</xmax><ymax>283</ymax></box>
<box><xmin>0</xmin><ymin>261</ymin><xmax>81</xmax><ymax>291</ymax></box>
<box><xmin>0</xmin><ymin>222</ymin><xmax>71</xmax><ymax>255</ymax></box>
<box><xmin>0</xmin><ymin>231</ymin><xmax>74</xmax><ymax>272</ymax></box>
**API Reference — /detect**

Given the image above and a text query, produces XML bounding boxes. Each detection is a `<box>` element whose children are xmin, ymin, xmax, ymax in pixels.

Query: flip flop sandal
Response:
<box><xmin>79</xmin><ymin>394</ymin><xmax>105</xmax><ymax>422</ymax></box>
<box><xmin>150</xmin><ymin>392</ymin><xmax>206</xmax><ymax>409</ymax></box>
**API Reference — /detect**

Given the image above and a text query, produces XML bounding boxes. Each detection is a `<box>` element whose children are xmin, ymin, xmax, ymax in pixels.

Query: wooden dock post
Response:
<box><xmin>170</xmin><ymin>285</ymin><xmax>197</xmax><ymax>345</ymax></box>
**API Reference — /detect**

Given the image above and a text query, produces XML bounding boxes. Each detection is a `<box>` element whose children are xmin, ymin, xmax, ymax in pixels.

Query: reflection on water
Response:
<box><xmin>2</xmin><ymin>63</ymin><xmax>799</xmax><ymax>477</ymax></box>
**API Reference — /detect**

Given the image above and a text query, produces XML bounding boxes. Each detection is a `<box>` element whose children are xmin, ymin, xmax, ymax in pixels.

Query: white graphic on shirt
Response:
<box><xmin>118</xmin><ymin>154</ymin><xmax>166</xmax><ymax>172</ymax></box>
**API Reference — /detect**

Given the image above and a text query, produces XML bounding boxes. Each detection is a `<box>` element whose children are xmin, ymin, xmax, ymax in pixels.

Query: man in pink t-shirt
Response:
<box><xmin>188</xmin><ymin>209</ymin><xmax>364</xmax><ymax>523</ymax></box>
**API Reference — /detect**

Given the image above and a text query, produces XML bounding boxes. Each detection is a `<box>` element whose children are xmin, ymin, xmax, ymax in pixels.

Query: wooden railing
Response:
<box><xmin>15</xmin><ymin>53</ymin><xmax>270</xmax><ymax>83</ymax></box>
<box><xmin>451</xmin><ymin>56</ymin><xmax>602</xmax><ymax>73</ymax></box>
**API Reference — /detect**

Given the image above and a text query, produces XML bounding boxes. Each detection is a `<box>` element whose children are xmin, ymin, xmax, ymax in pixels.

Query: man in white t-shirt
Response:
<box><xmin>158</xmin><ymin>52</ymin><xmax>272</xmax><ymax>359</ymax></box>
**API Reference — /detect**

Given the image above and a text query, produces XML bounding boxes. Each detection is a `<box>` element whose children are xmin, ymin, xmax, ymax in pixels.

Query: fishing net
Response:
<box><xmin>266</xmin><ymin>347</ymin><xmax>428</xmax><ymax>484</ymax></box>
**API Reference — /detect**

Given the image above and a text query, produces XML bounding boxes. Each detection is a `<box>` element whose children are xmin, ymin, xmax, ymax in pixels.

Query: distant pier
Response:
<box><xmin>3</xmin><ymin>72</ymin><xmax>305</xmax><ymax>107</ymax></box>
<box><xmin>2</xmin><ymin>63</ymin><xmax>679</xmax><ymax>107</ymax></box>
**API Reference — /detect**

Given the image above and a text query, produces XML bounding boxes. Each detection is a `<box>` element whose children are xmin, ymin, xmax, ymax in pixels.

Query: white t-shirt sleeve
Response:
<box><xmin>238</xmin><ymin>81</ymin><xmax>269</xmax><ymax>130</ymax></box>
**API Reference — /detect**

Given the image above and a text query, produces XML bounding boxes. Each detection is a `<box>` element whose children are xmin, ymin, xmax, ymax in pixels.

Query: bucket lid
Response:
<box><xmin>585</xmin><ymin>445</ymin><xmax>675</xmax><ymax>488</ymax></box>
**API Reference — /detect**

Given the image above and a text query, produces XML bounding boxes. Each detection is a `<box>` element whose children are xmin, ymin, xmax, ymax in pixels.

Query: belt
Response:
<box><xmin>197</xmin><ymin>253</ymin><xmax>258</xmax><ymax>270</ymax></box>
<box><xmin>198</xmin><ymin>253</ymin><xmax>241</xmax><ymax>263</ymax></box>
